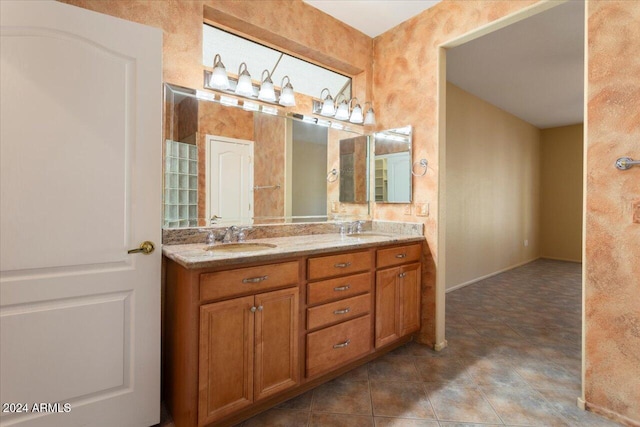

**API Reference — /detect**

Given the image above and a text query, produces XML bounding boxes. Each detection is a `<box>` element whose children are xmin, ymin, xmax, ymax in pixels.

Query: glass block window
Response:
<box><xmin>164</xmin><ymin>140</ymin><xmax>198</xmax><ymax>228</ymax></box>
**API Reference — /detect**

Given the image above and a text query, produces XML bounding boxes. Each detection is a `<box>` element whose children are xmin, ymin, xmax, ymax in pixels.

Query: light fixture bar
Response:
<box><xmin>204</xmin><ymin>70</ymin><xmax>289</xmax><ymax>106</ymax></box>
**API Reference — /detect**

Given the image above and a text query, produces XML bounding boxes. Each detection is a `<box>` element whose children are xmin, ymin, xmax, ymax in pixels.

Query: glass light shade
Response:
<box><xmin>349</xmin><ymin>104</ymin><xmax>364</xmax><ymax>123</ymax></box>
<box><xmin>334</xmin><ymin>101</ymin><xmax>350</xmax><ymax>120</ymax></box>
<box><xmin>279</xmin><ymin>76</ymin><xmax>296</xmax><ymax>107</ymax></box>
<box><xmin>258</xmin><ymin>80</ymin><xmax>276</xmax><ymax>102</ymax></box>
<box><xmin>364</xmin><ymin>108</ymin><xmax>376</xmax><ymax>125</ymax></box>
<box><xmin>235</xmin><ymin>62</ymin><xmax>254</xmax><ymax>97</ymax></box>
<box><xmin>209</xmin><ymin>67</ymin><xmax>230</xmax><ymax>90</ymax></box>
<box><xmin>235</xmin><ymin>74</ymin><xmax>254</xmax><ymax>97</ymax></box>
<box><xmin>320</xmin><ymin>98</ymin><xmax>335</xmax><ymax>116</ymax></box>
<box><xmin>279</xmin><ymin>85</ymin><xmax>296</xmax><ymax>106</ymax></box>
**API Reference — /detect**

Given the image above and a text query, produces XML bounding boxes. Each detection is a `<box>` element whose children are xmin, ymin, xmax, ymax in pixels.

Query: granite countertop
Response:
<box><xmin>162</xmin><ymin>232</ymin><xmax>425</xmax><ymax>269</ymax></box>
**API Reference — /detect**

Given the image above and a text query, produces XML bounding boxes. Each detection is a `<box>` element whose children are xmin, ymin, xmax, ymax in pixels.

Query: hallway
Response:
<box><xmin>238</xmin><ymin>259</ymin><xmax>618</xmax><ymax>426</ymax></box>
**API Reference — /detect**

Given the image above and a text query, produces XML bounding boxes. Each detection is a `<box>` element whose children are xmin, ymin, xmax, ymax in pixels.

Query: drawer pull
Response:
<box><xmin>334</xmin><ymin>262</ymin><xmax>352</xmax><ymax>268</ymax></box>
<box><xmin>333</xmin><ymin>307</ymin><xmax>351</xmax><ymax>315</ymax></box>
<box><xmin>333</xmin><ymin>285</ymin><xmax>351</xmax><ymax>292</ymax></box>
<box><xmin>242</xmin><ymin>275</ymin><xmax>268</xmax><ymax>284</ymax></box>
<box><xmin>333</xmin><ymin>339</ymin><xmax>351</xmax><ymax>349</ymax></box>
<box><xmin>395</xmin><ymin>253</ymin><xmax>407</xmax><ymax>259</ymax></box>
<box><xmin>398</xmin><ymin>272</ymin><xmax>407</xmax><ymax>278</ymax></box>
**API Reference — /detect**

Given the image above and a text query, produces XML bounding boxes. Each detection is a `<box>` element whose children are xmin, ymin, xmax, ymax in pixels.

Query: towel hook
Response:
<box><xmin>327</xmin><ymin>168</ymin><xmax>338</xmax><ymax>183</ymax></box>
<box><xmin>411</xmin><ymin>159</ymin><xmax>428</xmax><ymax>176</ymax></box>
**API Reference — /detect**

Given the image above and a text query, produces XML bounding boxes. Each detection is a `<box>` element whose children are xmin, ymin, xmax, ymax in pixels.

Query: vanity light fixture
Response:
<box><xmin>258</xmin><ymin>70</ymin><xmax>276</xmax><ymax>102</ymax></box>
<box><xmin>279</xmin><ymin>76</ymin><xmax>296</xmax><ymax>107</ymax></box>
<box><xmin>209</xmin><ymin>54</ymin><xmax>230</xmax><ymax>90</ymax></box>
<box><xmin>334</xmin><ymin>94</ymin><xmax>350</xmax><ymax>121</ymax></box>
<box><xmin>320</xmin><ymin>88</ymin><xmax>336</xmax><ymax>116</ymax></box>
<box><xmin>364</xmin><ymin>101</ymin><xmax>376</xmax><ymax>126</ymax></box>
<box><xmin>348</xmin><ymin>97</ymin><xmax>364</xmax><ymax>124</ymax></box>
<box><xmin>235</xmin><ymin>62</ymin><xmax>254</xmax><ymax>97</ymax></box>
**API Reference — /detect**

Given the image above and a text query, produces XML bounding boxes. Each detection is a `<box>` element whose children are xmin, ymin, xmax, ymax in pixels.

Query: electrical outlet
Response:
<box><xmin>633</xmin><ymin>200</ymin><xmax>640</xmax><ymax>224</ymax></box>
<box><xmin>524</xmin><ymin>239</ymin><xmax>529</xmax><ymax>247</ymax></box>
<box><xmin>416</xmin><ymin>202</ymin><xmax>429</xmax><ymax>217</ymax></box>
<box><xmin>331</xmin><ymin>201</ymin><xmax>339</xmax><ymax>213</ymax></box>
<box><xmin>403</xmin><ymin>204</ymin><xmax>411</xmax><ymax>215</ymax></box>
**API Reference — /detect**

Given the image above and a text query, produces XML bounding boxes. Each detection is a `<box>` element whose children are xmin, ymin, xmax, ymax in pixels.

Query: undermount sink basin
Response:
<box><xmin>346</xmin><ymin>233</ymin><xmax>391</xmax><ymax>239</ymax></box>
<box><xmin>203</xmin><ymin>243</ymin><xmax>277</xmax><ymax>253</ymax></box>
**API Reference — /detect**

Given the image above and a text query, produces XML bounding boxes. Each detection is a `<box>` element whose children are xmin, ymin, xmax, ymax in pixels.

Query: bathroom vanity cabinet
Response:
<box><xmin>164</xmin><ymin>240</ymin><xmax>422</xmax><ymax>427</ymax></box>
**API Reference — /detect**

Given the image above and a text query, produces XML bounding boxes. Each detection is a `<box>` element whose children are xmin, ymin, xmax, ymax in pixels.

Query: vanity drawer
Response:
<box><xmin>307</xmin><ymin>272</ymin><xmax>372</xmax><ymax>306</ymax></box>
<box><xmin>377</xmin><ymin>243</ymin><xmax>421</xmax><ymax>269</ymax></box>
<box><xmin>306</xmin><ymin>315</ymin><xmax>372</xmax><ymax>378</ymax></box>
<box><xmin>200</xmin><ymin>261</ymin><xmax>299</xmax><ymax>302</ymax></box>
<box><xmin>307</xmin><ymin>293</ymin><xmax>371</xmax><ymax>330</ymax></box>
<box><xmin>308</xmin><ymin>250</ymin><xmax>371</xmax><ymax>280</ymax></box>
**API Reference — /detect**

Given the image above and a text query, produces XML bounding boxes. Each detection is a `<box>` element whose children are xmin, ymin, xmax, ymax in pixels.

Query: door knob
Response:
<box><xmin>128</xmin><ymin>241</ymin><xmax>155</xmax><ymax>255</ymax></box>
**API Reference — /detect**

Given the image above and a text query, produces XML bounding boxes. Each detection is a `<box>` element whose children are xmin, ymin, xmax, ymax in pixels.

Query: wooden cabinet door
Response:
<box><xmin>199</xmin><ymin>296</ymin><xmax>255</xmax><ymax>425</ymax></box>
<box><xmin>254</xmin><ymin>287</ymin><xmax>300</xmax><ymax>400</ymax></box>
<box><xmin>375</xmin><ymin>267</ymin><xmax>400</xmax><ymax>348</ymax></box>
<box><xmin>399</xmin><ymin>263</ymin><xmax>421</xmax><ymax>336</ymax></box>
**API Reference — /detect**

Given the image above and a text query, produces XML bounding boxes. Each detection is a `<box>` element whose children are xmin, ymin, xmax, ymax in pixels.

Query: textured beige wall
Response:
<box><xmin>540</xmin><ymin>124</ymin><xmax>583</xmax><ymax>262</ymax></box>
<box><xmin>585</xmin><ymin>2</ymin><xmax>640</xmax><ymax>423</ymax></box>
<box><xmin>445</xmin><ymin>83</ymin><xmax>540</xmax><ymax>291</ymax></box>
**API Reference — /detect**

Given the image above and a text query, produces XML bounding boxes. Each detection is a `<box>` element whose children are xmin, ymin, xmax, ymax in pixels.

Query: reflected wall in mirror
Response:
<box><xmin>339</xmin><ymin>135</ymin><xmax>369</xmax><ymax>203</ymax></box>
<box><xmin>164</xmin><ymin>84</ymin><xmax>369</xmax><ymax>228</ymax></box>
<box><xmin>373</xmin><ymin>126</ymin><xmax>412</xmax><ymax>203</ymax></box>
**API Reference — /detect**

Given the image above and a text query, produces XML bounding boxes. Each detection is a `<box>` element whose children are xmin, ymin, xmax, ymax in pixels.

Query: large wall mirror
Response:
<box><xmin>164</xmin><ymin>84</ymin><xmax>369</xmax><ymax>228</ymax></box>
<box><xmin>373</xmin><ymin>126</ymin><xmax>412</xmax><ymax>203</ymax></box>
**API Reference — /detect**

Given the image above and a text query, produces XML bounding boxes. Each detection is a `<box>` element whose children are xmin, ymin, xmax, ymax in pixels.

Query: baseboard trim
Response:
<box><xmin>585</xmin><ymin>400</ymin><xmax>640</xmax><ymax>427</ymax></box>
<box><xmin>540</xmin><ymin>256</ymin><xmax>582</xmax><ymax>263</ymax></box>
<box><xmin>577</xmin><ymin>396</ymin><xmax>586</xmax><ymax>410</ymax></box>
<box><xmin>445</xmin><ymin>257</ymin><xmax>539</xmax><ymax>293</ymax></box>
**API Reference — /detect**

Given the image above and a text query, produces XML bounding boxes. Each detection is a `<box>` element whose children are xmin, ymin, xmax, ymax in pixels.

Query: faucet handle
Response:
<box><xmin>205</xmin><ymin>231</ymin><xmax>215</xmax><ymax>246</ymax></box>
<box><xmin>237</xmin><ymin>227</ymin><xmax>252</xmax><ymax>242</ymax></box>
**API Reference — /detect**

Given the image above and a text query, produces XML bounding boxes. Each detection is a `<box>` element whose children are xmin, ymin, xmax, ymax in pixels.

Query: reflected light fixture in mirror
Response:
<box><xmin>258</xmin><ymin>69</ymin><xmax>276</xmax><ymax>102</ymax></box>
<box><xmin>320</xmin><ymin>88</ymin><xmax>336</xmax><ymax>116</ymax></box>
<box><xmin>209</xmin><ymin>54</ymin><xmax>230</xmax><ymax>90</ymax></box>
<box><xmin>279</xmin><ymin>76</ymin><xmax>296</xmax><ymax>107</ymax></box>
<box><xmin>349</xmin><ymin>97</ymin><xmax>364</xmax><ymax>124</ymax></box>
<box><xmin>235</xmin><ymin>62</ymin><xmax>254</xmax><ymax>97</ymax></box>
<box><xmin>334</xmin><ymin>94</ymin><xmax>350</xmax><ymax>120</ymax></box>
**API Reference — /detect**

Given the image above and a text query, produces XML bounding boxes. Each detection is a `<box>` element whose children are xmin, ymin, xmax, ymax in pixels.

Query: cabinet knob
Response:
<box><xmin>257</xmin><ymin>305</ymin><xmax>263</xmax><ymax>311</ymax></box>
<box><xmin>250</xmin><ymin>306</ymin><xmax>257</xmax><ymax>313</ymax></box>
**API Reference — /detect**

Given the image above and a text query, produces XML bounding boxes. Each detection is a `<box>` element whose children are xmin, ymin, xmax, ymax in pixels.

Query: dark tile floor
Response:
<box><xmin>164</xmin><ymin>259</ymin><xmax>622</xmax><ymax>426</ymax></box>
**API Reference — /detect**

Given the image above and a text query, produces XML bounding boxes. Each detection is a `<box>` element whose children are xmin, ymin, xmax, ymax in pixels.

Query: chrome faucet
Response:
<box><xmin>222</xmin><ymin>225</ymin><xmax>239</xmax><ymax>243</ymax></box>
<box><xmin>351</xmin><ymin>220</ymin><xmax>365</xmax><ymax>234</ymax></box>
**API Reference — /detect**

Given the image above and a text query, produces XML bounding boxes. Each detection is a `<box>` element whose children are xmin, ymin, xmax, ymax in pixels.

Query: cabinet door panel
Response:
<box><xmin>399</xmin><ymin>263</ymin><xmax>421</xmax><ymax>336</ymax></box>
<box><xmin>254</xmin><ymin>287</ymin><xmax>299</xmax><ymax>401</ymax></box>
<box><xmin>199</xmin><ymin>296</ymin><xmax>254</xmax><ymax>425</ymax></box>
<box><xmin>375</xmin><ymin>267</ymin><xmax>400</xmax><ymax>348</ymax></box>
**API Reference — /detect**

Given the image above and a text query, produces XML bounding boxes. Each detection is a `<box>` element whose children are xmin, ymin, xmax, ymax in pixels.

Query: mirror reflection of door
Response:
<box><xmin>385</xmin><ymin>152</ymin><xmax>411</xmax><ymax>202</ymax></box>
<box><xmin>207</xmin><ymin>135</ymin><xmax>254</xmax><ymax>225</ymax></box>
<box><xmin>290</xmin><ymin>120</ymin><xmax>328</xmax><ymax>221</ymax></box>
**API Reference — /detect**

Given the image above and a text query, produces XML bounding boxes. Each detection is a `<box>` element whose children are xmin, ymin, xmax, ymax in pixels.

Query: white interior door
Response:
<box><xmin>207</xmin><ymin>136</ymin><xmax>254</xmax><ymax>225</ymax></box>
<box><xmin>0</xmin><ymin>2</ymin><xmax>162</xmax><ymax>426</ymax></box>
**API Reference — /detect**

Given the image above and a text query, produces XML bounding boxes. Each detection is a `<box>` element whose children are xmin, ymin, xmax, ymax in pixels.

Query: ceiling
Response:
<box><xmin>303</xmin><ymin>0</ymin><xmax>441</xmax><ymax>38</ymax></box>
<box><xmin>447</xmin><ymin>1</ymin><xmax>584</xmax><ymax>129</ymax></box>
<box><xmin>303</xmin><ymin>0</ymin><xmax>584</xmax><ymax>130</ymax></box>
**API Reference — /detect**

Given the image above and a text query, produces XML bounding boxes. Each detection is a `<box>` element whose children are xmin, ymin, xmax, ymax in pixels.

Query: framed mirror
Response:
<box><xmin>373</xmin><ymin>126</ymin><xmax>412</xmax><ymax>203</ymax></box>
<box><xmin>163</xmin><ymin>84</ymin><xmax>369</xmax><ymax>228</ymax></box>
